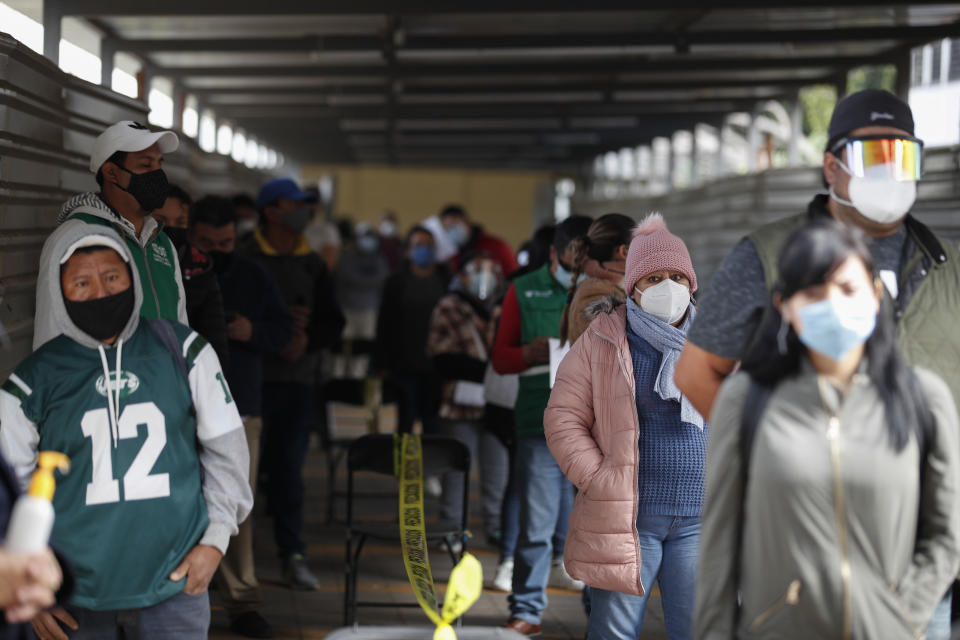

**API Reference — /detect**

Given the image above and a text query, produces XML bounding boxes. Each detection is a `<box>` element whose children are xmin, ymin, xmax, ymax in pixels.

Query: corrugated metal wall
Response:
<box><xmin>573</xmin><ymin>145</ymin><xmax>960</xmax><ymax>286</ymax></box>
<box><xmin>0</xmin><ymin>33</ymin><xmax>273</xmax><ymax>376</ymax></box>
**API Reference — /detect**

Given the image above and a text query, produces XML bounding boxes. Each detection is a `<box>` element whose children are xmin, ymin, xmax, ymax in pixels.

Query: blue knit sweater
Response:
<box><xmin>625</xmin><ymin>322</ymin><xmax>708</xmax><ymax>517</ymax></box>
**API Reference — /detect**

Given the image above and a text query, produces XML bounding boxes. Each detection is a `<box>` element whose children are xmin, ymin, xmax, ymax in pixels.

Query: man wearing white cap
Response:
<box><xmin>33</xmin><ymin>121</ymin><xmax>188</xmax><ymax>349</ymax></box>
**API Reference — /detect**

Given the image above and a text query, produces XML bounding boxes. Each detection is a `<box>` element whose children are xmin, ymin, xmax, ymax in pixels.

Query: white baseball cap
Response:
<box><xmin>89</xmin><ymin>120</ymin><xmax>179</xmax><ymax>173</ymax></box>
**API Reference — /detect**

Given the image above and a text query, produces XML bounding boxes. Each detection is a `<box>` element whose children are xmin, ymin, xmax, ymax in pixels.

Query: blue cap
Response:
<box><xmin>256</xmin><ymin>178</ymin><xmax>317</xmax><ymax>210</ymax></box>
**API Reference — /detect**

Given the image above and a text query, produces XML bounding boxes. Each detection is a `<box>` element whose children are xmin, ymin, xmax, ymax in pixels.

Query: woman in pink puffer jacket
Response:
<box><xmin>544</xmin><ymin>214</ymin><xmax>707</xmax><ymax>640</ymax></box>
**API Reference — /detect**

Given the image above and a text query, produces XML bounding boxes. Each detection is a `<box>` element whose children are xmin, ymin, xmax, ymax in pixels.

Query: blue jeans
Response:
<box><xmin>508</xmin><ymin>436</ymin><xmax>575</xmax><ymax>624</ymax></box>
<box><xmin>64</xmin><ymin>590</ymin><xmax>210</xmax><ymax>639</ymax></box>
<box><xmin>588</xmin><ymin>515</ymin><xmax>700</xmax><ymax>640</ymax></box>
<box><xmin>927</xmin><ymin>590</ymin><xmax>952</xmax><ymax>640</ymax></box>
<box><xmin>501</xmin><ymin>442</ymin><xmax>573</xmax><ymax>560</ymax></box>
<box><xmin>262</xmin><ymin>382</ymin><xmax>314</xmax><ymax>556</ymax></box>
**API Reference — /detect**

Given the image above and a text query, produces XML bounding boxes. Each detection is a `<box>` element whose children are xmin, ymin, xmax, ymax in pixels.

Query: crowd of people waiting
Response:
<box><xmin>0</xmin><ymin>87</ymin><xmax>958</xmax><ymax>640</ymax></box>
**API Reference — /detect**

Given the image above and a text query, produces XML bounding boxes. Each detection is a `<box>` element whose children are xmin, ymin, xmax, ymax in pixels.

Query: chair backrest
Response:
<box><xmin>348</xmin><ymin>434</ymin><xmax>471</xmax><ymax>477</ymax></box>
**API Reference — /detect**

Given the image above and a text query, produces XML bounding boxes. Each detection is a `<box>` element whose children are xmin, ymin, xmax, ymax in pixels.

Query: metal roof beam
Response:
<box><xmin>115</xmin><ymin>23</ymin><xmax>959</xmax><ymax>54</ymax></box>
<box><xmin>157</xmin><ymin>54</ymin><xmax>876</xmax><ymax>79</ymax></box>
<box><xmin>60</xmin><ymin>0</ymin><xmax>960</xmax><ymax>16</ymax></box>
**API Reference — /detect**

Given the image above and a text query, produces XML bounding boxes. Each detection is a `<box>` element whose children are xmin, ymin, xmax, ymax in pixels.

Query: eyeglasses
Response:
<box><xmin>830</xmin><ymin>135</ymin><xmax>923</xmax><ymax>181</ymax></box>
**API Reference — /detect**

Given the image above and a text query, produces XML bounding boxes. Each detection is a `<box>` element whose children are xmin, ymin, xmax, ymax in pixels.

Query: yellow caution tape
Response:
<box><xmin>396</xmin><ymin>433</ymin><xmax>482</xmax><ymax>640</ymax></box>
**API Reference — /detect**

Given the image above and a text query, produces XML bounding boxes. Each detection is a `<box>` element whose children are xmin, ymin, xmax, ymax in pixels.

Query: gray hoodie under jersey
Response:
<box><xmin>33</xmin><ymin>193</ymin><xmax>187</xmax><ymax>350</ymax></box>
<box><xmin>4</xmin><ymin>221</ymin><xmax>251</xmax><ymax>554</ymax></box>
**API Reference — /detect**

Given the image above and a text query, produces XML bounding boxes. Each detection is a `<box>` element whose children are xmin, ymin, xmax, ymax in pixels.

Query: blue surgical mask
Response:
<box><xmin>795</xmin><ymin>296</ymin><xmax>876</xmax><ymax>362</ymax></box>
<box><xmin>553</xmin><ymin>263</ymin><xmax>585</xmax><ymax>290</ymax></box>
<box><xmin>410</xmin><ymin>245</ymin><xmax>435</xmax><ymax>267</ymax></box>
<box><xmin>445</xmin><ymin>223</ymin><xmax>469</xmax><ymax>248</ymax></box>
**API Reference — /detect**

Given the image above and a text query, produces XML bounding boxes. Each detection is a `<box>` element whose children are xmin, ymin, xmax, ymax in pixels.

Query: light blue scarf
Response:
<box><xmin>625</xmin><ymin>298</ymin><xmax>705</xmax><ymax>431</ymax></box>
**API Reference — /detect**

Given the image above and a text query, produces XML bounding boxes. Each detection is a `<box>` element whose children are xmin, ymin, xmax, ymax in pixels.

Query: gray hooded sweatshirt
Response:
<box><xmin>0</xmin><ymin>222</ymin><xmax>251</xmax><ymax>561</ymax></box>
<box><xmin>33</xmin><ymin>193</ymin><xmax>188</xmax><ymax>350</ymax></box>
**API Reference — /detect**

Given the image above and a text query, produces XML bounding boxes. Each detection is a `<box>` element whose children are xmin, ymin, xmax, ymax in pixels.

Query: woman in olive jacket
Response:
<box><xmin>696</xmin><ymin>220</ymin><xmax>960</xmax><ymax>640</ymax></box>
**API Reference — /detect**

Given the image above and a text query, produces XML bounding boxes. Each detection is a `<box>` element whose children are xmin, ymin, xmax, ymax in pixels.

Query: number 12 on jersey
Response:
<box><xmin>81</xmin><ymin>402</ymin><xmax>170</xmax><ymax>506</ymax></box>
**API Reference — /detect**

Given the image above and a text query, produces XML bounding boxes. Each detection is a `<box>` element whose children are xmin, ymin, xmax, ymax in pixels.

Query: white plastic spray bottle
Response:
<box><xmin>5</xmin><ymin>452</ymin><xmax>70</xmax><ymax>553</ymax></box>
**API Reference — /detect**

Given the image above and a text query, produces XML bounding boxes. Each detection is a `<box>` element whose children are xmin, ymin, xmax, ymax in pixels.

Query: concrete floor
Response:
<box><xmin>208</xmin><ymin>406</ymin><xmax>668</xmax><ymax>640</ymax></box>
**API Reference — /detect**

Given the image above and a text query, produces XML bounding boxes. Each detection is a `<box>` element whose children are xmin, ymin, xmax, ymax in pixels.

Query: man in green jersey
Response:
<box><xmin>0</xmin><ymin>222</ymin><xmax>252</xmax><ymax>638</ymax></box>
<box><xmin>34</xmin><ymin>121</ymin><xmax>188</xmax><ymax>350</ymax></box>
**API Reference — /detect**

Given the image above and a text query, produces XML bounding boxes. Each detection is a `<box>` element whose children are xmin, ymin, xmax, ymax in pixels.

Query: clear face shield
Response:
<box><xmin>464</xmin><ymin>261</ymin><xmax>503</xmax><ymax>302</ymax></box>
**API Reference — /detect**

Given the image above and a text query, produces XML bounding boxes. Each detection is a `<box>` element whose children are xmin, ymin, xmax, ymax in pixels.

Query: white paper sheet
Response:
<box><xmin>548</xmin><ymin>338</ymin><xmax>572</xmax><ymax>389</ymax></box>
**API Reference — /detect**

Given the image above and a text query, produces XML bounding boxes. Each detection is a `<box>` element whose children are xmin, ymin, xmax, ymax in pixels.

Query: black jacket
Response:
<box><xmin>373</xmin><ymin>262</ymin><xmax>451</xmax><ymax>375</ymax></box>
<box><xmin>240</xmin><ymin>230</ymin><xmax>345</xmax><ymax>386</ymax></box>
<box><xmin>217</xmin><ymin>254</ymin><xmax>294</xmax><ymax>416</ymax></box>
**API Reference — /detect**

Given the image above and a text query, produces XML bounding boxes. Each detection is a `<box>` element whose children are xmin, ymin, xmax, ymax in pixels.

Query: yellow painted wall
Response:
<box><xmin>301</xmin><ymin>164</ymin><xmax>554</xmax><ymax>250</ymax></box>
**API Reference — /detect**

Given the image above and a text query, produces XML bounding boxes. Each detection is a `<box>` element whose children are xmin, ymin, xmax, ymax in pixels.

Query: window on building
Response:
<box><xmin>217</xmin><ymin>124</ymin><xmax>233</xmax><ymax>155</ymax></box>
<box><xmin>199</xmin><ymin>111</ymin><xmax>217</xmax><ymax>152</ymax></box>
<box><xmin>182</xmin><ymin>96</ymin><xmax>199</xmax><ymax>138</ymax></box>
<box><xmin>931</xmin><ymin>42</ymin><xmax>943</xmax><ymax>85</ymax></box>
<box><xmin>231</xmin><ymin>130</ymin><xmax>247</xmax><ymax>163</ymax></box>
<box><xmin>148</xmin><ymin>87</ymin><xmax>174</xmax><ymax>129</ymax></box>
<box><xmin>950</xmin><ymin>39</ymin><xmax>960</xmax><ymax>82</ymax></box>
<box><xmin>911</xmin><ymin>48</ymin><xmax>924</xmax><ymax>88</ymax></box>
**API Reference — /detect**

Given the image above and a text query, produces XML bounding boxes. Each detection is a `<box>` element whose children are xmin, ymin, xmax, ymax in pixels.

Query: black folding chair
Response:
<box><xmin>318</xmin><ymin>377</ymin><xmax>402</xmax><ymax>523</ymax></box>
<box><xmin>343</xmin><ymin>434</ymin><xmax>471</xmax><ymax>626</ymax></box>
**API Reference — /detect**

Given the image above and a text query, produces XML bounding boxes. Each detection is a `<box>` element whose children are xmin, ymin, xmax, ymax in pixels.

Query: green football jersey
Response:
<box><xmin>1</xmin><ymin>323</ymin><xmax>212</xmax><ymax>610</ymax></box>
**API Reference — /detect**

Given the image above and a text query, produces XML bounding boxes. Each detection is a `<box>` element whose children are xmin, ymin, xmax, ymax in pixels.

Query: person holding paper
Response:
<box><xmin>426</xmin><ymin>251</ymin><xmax>508</xmax><ymax>549</ymax></box>
<box><xmin>544</xmin><ymin>213</ymin><xmax>707</xmax><ymax>640</ymax></box>
<box><xmin>491</xmin><ymin>216</ymin><xmax>592</xmax><ymax>637</ymax></box>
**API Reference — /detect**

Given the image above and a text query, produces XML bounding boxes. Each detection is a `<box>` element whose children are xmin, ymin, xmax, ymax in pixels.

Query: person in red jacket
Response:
<box><xmin>441</xmin><ymin>205</ymin><xmax>519</xmax><ymax>276</ymax></box>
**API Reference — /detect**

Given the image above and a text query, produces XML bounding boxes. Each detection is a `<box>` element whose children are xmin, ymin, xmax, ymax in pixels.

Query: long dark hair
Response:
<box><xmin>741</xmin><ymin>219</ymin><xmax>930</xmax><ymax>452</ymax></box>
<box><xmin>558</xmin><ymin>213</ymin><xmax>635</xmax><ymax>342</ymax></box>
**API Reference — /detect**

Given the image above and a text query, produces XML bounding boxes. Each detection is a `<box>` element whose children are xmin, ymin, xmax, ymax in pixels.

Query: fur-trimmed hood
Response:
<box><xmin>584</xmin><ymin>292</ymin><xmax>626</xmax><ymax>323</ymax></box>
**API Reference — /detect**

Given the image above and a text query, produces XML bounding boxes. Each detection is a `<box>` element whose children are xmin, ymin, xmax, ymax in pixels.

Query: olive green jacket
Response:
<box><xmin>750</xmin><ymin>197</ymin><xmax>960</xmax><ymax>415</ymax></box>
<box><xmin>696</xmin><ymin>365</ymin><xmax>960</xmax><ymax>640</ymax></box>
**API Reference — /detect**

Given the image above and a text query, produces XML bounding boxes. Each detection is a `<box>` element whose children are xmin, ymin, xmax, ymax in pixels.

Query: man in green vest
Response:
<box><xmin>34</xmin><ymin>121</ymin><xmax>187</xmax><ymax>349</ymax></box>
<box><xmin>675</xmin><ymin>89</ymin><xmax>960</xmax><ymax>638</ymax></box>
<box><xmin>492</xmin><ymin>215</ymin><xmax>591</xmax><ymax>637</ymax></box>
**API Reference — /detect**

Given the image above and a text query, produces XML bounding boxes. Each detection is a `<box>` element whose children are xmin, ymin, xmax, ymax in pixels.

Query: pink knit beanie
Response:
<box><xmin>625</xmin><ymin>213</ymin><xmax>697</xmax><ymax>293</ymax></box>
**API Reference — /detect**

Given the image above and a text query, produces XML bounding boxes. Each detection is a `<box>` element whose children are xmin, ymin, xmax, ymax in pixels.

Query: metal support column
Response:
<box><xmin>715</xmin><ymin>118</ymin><xmax>726</xmax><ymax>180</ymax></box>
<box><xmin>788</xmin><ymin>94</ymin><xmax>803</xmax><ymax>167</ymax></box>
<box><xmin>42</xmin><ymin>0</ymin><xmax>63</xmax><ymax>65</ymax></box>
<box><xmin>690</xmin><ymin>127</ymin><xmax>700</xmax><ymax>187</ymax></box>
<box><xmin>173</xmin><ymin>85</ymin><xmax>186</xmax><ymax>131</ymax></box>
<box><xmin>894</xmin><ymin>49</ymin><xmax>912</xmax><ymax>100</ymax></box>
<box><xmin>747</xmin><ymin>106</ymin><xmax>761</xmax><ymax>173</ymax></box>
<box><xmin>137</xmin><ymin>67</ymin><xmax>153</xmax><ymax>104</ymax></box>
<box><xmin>100</xmin><ymin>38</ymin><xmax>116</xmax><ymax>89</ymax></box>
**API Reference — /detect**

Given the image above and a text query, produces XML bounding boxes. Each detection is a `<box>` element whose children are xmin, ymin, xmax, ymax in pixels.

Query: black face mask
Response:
<box><xmin>164</xmin><ymin>226</ymin><xmax>188</xmax><ymax>252</ymax></box>
<box><xmin>208</xmin><ymin>250</ymin><xmax>235</xmax><ymax>275</ymax></box>
<box><xmin>115</xmin><ymin>166</ymin><xmax>169</xmax><ymax>213</ymax></box>
<box><xmin>64</xmin><ymin>287</ymin><xmax>135</xmax><ymax>342</ymax></box>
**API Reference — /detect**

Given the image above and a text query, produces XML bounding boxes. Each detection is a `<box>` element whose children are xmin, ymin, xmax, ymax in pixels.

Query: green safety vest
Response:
<box><xmin>512</xmin><ymin>264</ymin><xmax>568</xmax><ymax>437</ymax></box>
<box><xmin>750</xmin><ymin>206</ymin><xmax>960</xmax><ymax>413</ymax></box>
<box><xmin>66</xmin><ymin>212</ymin><xmax>181</xmax><ymax>321</ymax></box>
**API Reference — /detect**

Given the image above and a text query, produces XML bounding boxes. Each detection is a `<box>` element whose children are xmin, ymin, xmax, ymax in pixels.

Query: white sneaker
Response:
<box><xmin>548</xmin><ymin>559</ymin><xmax>585</xmax><ymax>591</ymax></box>
<box><xmin>491</xmin><ymin>558</ymin><xmax>514</xmax><ymax>592</ymax></box>
<box><xmin>424</xmin><ymin>475</ymin><xmax>442</xmax><ymax>498</ymax></box>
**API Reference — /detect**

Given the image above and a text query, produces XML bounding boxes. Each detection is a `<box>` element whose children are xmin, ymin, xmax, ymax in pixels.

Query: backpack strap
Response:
<box><xmin>145</xmin><ymin>317</ymin><xmax>196</xmax><ymax>417</ymax></box>
<box><xmin>733</xmin><ymin>378</ymin><xmax>774</xmax><ymax>623</ymax></box>
<box><xmin>739</xmin><ymin>380</ymin><xmax>773</xmax><ymax>474</ymax></box>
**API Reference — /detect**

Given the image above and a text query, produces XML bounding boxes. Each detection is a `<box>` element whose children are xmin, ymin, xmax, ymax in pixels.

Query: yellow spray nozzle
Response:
<box><xmin>28</xmin><ymin>452</ymin><xmax>70</xmax><ymax>501</ymax></box>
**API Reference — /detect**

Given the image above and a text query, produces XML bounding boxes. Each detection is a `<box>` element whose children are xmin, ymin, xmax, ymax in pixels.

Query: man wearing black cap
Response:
<box><xmin>675</xmin><ymin>89</ymin><xmax>960</xmax><ymax>637</ymax></box>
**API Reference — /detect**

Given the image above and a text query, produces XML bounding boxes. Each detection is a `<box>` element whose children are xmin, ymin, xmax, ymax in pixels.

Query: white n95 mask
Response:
<box><xmin>636</xmin><ymin>279</ymin><xmax>690</xmax><ymax>324</ymax></box>
<box><xmin>832</xmin><ymin>161</ymin><xmax>917</xmax><ymax>225</ymax></box>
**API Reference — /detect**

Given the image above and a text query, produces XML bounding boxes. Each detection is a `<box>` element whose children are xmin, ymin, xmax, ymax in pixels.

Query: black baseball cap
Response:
<box><xmin>827</xmin><ymin>89</ymin><xmax>915</xmax><ymax>152</ymax></box>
